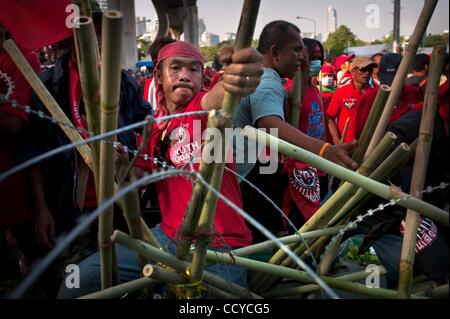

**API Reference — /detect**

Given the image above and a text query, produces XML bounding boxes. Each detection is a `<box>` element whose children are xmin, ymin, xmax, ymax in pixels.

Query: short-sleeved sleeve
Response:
<box><xmin>326</xmin><ymin>89</ymin><xmax>342</xmax><ymax>119</ymax></box>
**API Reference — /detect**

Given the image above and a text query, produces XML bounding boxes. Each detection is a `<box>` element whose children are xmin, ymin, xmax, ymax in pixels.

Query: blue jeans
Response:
<box><xmin>57</xmin><ymin>224</ymin><xmax>247</xmax><ymax>298</ymax></box>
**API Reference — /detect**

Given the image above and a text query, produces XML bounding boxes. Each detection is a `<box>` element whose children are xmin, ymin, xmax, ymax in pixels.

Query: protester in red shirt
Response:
<box><xmin>335</xmin><ymin>54</ymin><xmax>354</xmax><ymax>88</ymax></box>
<box><xmin>1</xmin><ymin>24</ymin><xmax>54</xmax><ymax>284</ymax></box>
<box><xmin>355</xmin><ymin>53</ymin><xmax>422</xmax><ymax>139</ymax></box>
<box><xmin>134</xmin><ymin>41</ymin><xmax>262</xmax><ymax>249</ymax></box>
<box><xmin>319</xmin><ymin>63</ymin><xmax>337</xmax><ymax>113</ymax></box>
<box><xmin>282</xmin><ymin>38</ymin><xmax>328</xmax><ymax>224</ymax></box>
<box><xmin>326</xmin><ymin>56</ymin><xmax>377</xmax><ymax>144</ymax></box>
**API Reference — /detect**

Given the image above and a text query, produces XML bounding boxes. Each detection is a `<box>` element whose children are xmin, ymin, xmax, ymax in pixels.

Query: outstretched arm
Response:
<box><xmin>257</xmin><ymin>115</ymin><xmax>357</xmax><ymax>170</ymax></box>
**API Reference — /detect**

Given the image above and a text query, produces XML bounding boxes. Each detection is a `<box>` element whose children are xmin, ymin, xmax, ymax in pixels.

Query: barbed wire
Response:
<box><xmin>0</xmin><ymin>90</ymin><xmax>211</xmax><ymax>182</ymax></box>
<box><xmin>320</xmin><ymin>182</ymin><xmax>449</xmax><ymax>264</ymax></box>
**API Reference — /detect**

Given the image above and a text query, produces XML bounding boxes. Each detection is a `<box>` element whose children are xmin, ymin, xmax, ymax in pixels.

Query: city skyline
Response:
<box><xmin>134</xmin><ymin>0</ymin><xmax>449</xmax><ymax>43</ymax></box>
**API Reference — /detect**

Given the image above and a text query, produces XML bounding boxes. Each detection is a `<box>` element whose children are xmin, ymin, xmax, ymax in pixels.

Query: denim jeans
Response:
<box><xmin>57</xmin><ymin>224</ymin><xmax>247</xmax><ymax>298</ymax></box>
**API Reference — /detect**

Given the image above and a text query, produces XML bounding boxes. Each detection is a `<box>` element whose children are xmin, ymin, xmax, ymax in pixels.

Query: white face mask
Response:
<box><xmin>321</xmin><ymin>77</ymin><xmax>334</xmax><ymax>87</ymax></box>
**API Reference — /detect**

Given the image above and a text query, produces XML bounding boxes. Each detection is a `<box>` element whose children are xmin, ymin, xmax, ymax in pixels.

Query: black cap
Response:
<box><xmin>379</xmin><ymin>53</ymin><xmax>402</xmax><ymax>86</ymax></box>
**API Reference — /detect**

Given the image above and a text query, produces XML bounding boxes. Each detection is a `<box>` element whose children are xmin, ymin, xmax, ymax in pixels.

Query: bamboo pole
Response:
<box><xmin>78</xmin><ymin>277</ymin><xmax>156</xmax><ymax>299</ymax></box>
<box><xmin>352</xmin><ymin>84</ymin><xmax>391</xmax><ymax>164</ymax></box>
<box><xmin>231</xmin><ymin>225</ymin><xmax>350</xmax><ymax>257</ymax></box>
<box><xmin>262</xmin><ymin>267</ymin><xmax>386</xmax><ymax>298</ymax></box>
<box><xmin>187</xmin><ymin>0</ymin><xmax>261</xmax><ymax>293</ymax></box>
<box><xmin>205</xmin><ymin>250</ymin><xmax>422</xmax><ymax>299</ymax></box>
<box><xmin>242</xmin><ymin>126</ymin><xmax>448</xmax><ymax>225</ymax></box>
<box><xmin>111</xmin><ymin>230</ymin><xmax>262</xmax><ymax>299</ymax></box>
<box><xmin>289</xmin><ymin>69</ymin><xmax>305</xmax><ymax>128</ymax></box>
<box><xmin>3</xmin><ymin>39</ymin><xmax>93</xmax><ymax>169</ymax></box>
<box><xmin>365</xmin><ymin>0</ymin><xmax>438</xmax><ymax>157</ymax></box>
<box><xmin>142</xmin><ymin>264</ymin><xmax>187</xmax><ymax>284</ymax></box>
<box><xmin>98</xmin><ymin>10</ymin><xmax>123</xmax><ymax>290</ymax></box>
<box><xmin>80</xmin><ymin>0</ymin><xmax>92</xmax><ymax>17</ymax></box>
<box><xmin>398</xmin><ymin>45</ymin><xmax>446</xmax><ymax>299</ymax></box>
<box><xmin>73</xmin><ymin>16</ymin><xmax>101</xmax><ymax>179</ymax></box>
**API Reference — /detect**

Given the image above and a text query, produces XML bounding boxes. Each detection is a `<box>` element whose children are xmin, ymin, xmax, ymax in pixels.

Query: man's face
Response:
<box><xmin>372</xmin><ymin>55</ymin><xmax>382</xmax><ymax>77</ymax></box>
<box><xmin>274</xmin><ymin>28</ymin><xmax>305</xmax><ymax>79</ymax></box>
<box><xmin>352</xmin><ymin>65</ymin><xmax>374</xmax><ymax>85</ymax></box>
<box><xmin>342</xmin><ymin>60</ymin><xmax>352</xmax><ymax>73</ymax></box>
<box><xmin>157</xmin><ymin>56</ymin><xmax>203</xmax><ymax>111</ymax></box>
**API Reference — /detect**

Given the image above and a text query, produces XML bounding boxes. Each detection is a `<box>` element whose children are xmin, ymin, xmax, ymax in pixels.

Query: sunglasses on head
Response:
<box><xmin>354</xmin><ymin>66</ymin><xmax>374</xmax><ymax>73</ymax></box>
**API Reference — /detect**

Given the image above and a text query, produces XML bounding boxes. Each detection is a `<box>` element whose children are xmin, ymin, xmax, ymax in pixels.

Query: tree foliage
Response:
<box><xmin>324</xmin><ymin>25</ymin><xmax>366</xmax><ymax>58</ymax></box>
<box><xmin>423</xmin><ymin>33</ymin><xmax>449</xmax><ymax>47</ymax></box>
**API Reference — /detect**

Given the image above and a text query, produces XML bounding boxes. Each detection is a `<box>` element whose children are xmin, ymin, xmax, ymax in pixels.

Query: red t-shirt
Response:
<box><xmin>0</xmin><ymin>50</ymin><xmax>40</xmax><ymax>225</ymax></box>
<box><xmin>412</xmin><ymin>80</ymin><xmax>449</xmax><ymax>133</ymax></box>
<box><xmin>68</xmin><ymin>59</ymin><xmax>97</xmax><ymax>208</ymax></box>
<box><xmin>136</xmin><ymin>92</ymin><xmax>252</xmax><ymax>248</ymax></box>
<box><xmin>326</xmin><ymin>81</ymin><xmax>367</xmax><ymax>143</ymax></box>
<box><xmin>355</xmin><ymin>84</ymin><xmax>422</xmax><ymax>139</ymax></box>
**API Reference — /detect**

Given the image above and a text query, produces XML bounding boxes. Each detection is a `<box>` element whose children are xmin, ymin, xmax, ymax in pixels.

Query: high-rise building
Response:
<box><xmin>201</xmin><ymin>32</ymin><xmax>220</xmax><ymax>46</ymax></box>
<box><xmin>325</xmin><ymin>6</ymin><xmax>337</xmax><ymax>41</ymax></box>
<box><xmin>136</xmin><ymin>16</ymin><xmax>150</xmax><ymax>37</ymax></box>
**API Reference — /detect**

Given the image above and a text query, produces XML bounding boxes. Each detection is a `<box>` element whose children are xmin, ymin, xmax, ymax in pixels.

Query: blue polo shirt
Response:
<box><xmin>233</xmin><ymin>68</ymin><xmax>288</xmax><ymax>178</ymax></box>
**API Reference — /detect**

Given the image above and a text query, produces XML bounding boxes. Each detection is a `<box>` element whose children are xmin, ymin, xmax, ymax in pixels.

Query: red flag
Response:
<box><xmin>0</xmin><ymin>0</ymin><xmax>73</xmax><ymax>51</ymax></box>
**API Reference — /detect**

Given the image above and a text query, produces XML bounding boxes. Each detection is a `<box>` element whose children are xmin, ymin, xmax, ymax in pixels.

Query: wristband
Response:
<box><xmin>319</xmin><ymin>142</ymin><xmax>330</xmax><ymax>158</ymax></box>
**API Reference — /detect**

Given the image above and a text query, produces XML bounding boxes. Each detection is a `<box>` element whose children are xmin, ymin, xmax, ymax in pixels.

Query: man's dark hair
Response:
<box><xmin>412</xmin><ymin>53</ymin><xmax>430</xmax><ymax>72</ymax></box>
<box><xmin>257</xmin><ymin>20</ymin><xmax>300</xmax><ymax>54</ymax></box>
<box><xmin>303</xmin><ymin>38</ymin><xmax>324</xmax><ymax>64</ymax></box>
<box><xmin>149</xmin><ymin>36</ymin><xmax>176</xmax><ymax>62</ymax></box>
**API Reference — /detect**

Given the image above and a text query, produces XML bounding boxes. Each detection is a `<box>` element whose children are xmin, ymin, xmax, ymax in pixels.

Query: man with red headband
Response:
<box><xmin>58</xmin><ymin>41</ymin><xmax>263</xmax><ymax>298</ymax></box>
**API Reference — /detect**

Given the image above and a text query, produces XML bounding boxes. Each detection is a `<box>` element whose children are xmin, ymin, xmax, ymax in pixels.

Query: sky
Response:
<box><xmin>134</xmin><ymin>0</ymin><xmax>449</xmax><ymax>42</ymax></box>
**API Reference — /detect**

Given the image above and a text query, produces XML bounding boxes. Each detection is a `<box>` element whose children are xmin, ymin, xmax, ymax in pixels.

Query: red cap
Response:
<box><xmin>321</xmin><ymin>64</ymin><xmax>336</xmax><ymax>75</ymax></box>
<box><xmin>335</xmin><ymin>54</ymin><xmax>355</xmax><ymax>69</ymax></box>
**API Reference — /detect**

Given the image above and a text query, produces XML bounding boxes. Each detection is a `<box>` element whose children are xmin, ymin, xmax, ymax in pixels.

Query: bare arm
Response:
<box><xmin>257</xmin><ymin>115</ymin><xmax>357</xmax><ymax>170</ymax></box>
<box><xmin>201</xmin><ymin>47</ymin><xmax>263</xmax><ymax>111</ymax></box>
<box><xmin>326</xmin><ymin>116</ymin><xmax>342</xmax><ymax>145</ymax></box>
<box><xmin>29</xmin><ymin>165</ymin><xmax>55</xmax><ymax>249</ymax></box>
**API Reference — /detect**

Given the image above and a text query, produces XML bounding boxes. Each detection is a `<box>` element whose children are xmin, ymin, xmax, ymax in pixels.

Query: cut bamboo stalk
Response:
<box><xmin>142</xmin><ymin>264</ymin><xmax>187</xmax><ymax>284</ymax></box>
<box><xmin>78</xmin><ymin>277</ymin><xmax>156</xmax><ymax>299</ymax></box>
<box><xmin>98</xmin><ymin>10</ymin><xmax>123</xmax><ymax>290</ymax></box>
<box><xmin>242</xmin><ymin>126</ymin><xmax>448</xmax><ymax>225</ymax></box>
<box><xmin>365</xmin><ymin>0</ymin><xmax>438</xmax><ymax>157</ymax></box>
<box><xmin>289</xmin><ymin>69</ymin><xmax>304</xmax><ymax>128</ymax></box>
<box><xmin>175</xmin><ymin>116</ymin><xmax>219</xmax><ymax>259</ymax></box>
<box><xmin>80</xmin><ymin>0</ymin><xmax>92</xmax><ymax>17</ymax></box>
<box><xmin>262</xmin><ymin>267</ymin><xmax>386</xmax><ymax>298</ymax></box>
<box><xmin>205</xmin><ymin>250</ymin><xmax>421</xmax><ymax>299</ymax></box>
<box><xmin>111</xmin><ymin>230</ymin><xmax>262</xmax><ymax>299</ymax></box>
<box><xmin>398</xmin><ymin>45</ymin><xmax>446</xmax><ymax>299</ymax></box>
<box><xmin>73</xmin><ymin>16</ymin><xmax>101</xmax><ymax>180</ymax></box>
<box><xmin>340</xmin><ymin>116</ymin><xmax>351</xmax><ymax>144</ymax></box>
<box><xmin>187</xmin><ymin>0</ymin><xmax>261</xmax><ymax>294</ymax></box>
<box><xmin>231</xmin><ymin>225</ymin><xmax>350</xmax><ymax>257</ymax></box>
<box><xmin>352</xmin><ymin>85</ymin><xmax>391</xmax><ymax>164</ymax></box>
<box><xmin>3</xmin><ymin>39</ymin><xmax>93</xmax><ymax>169</ymax></box>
